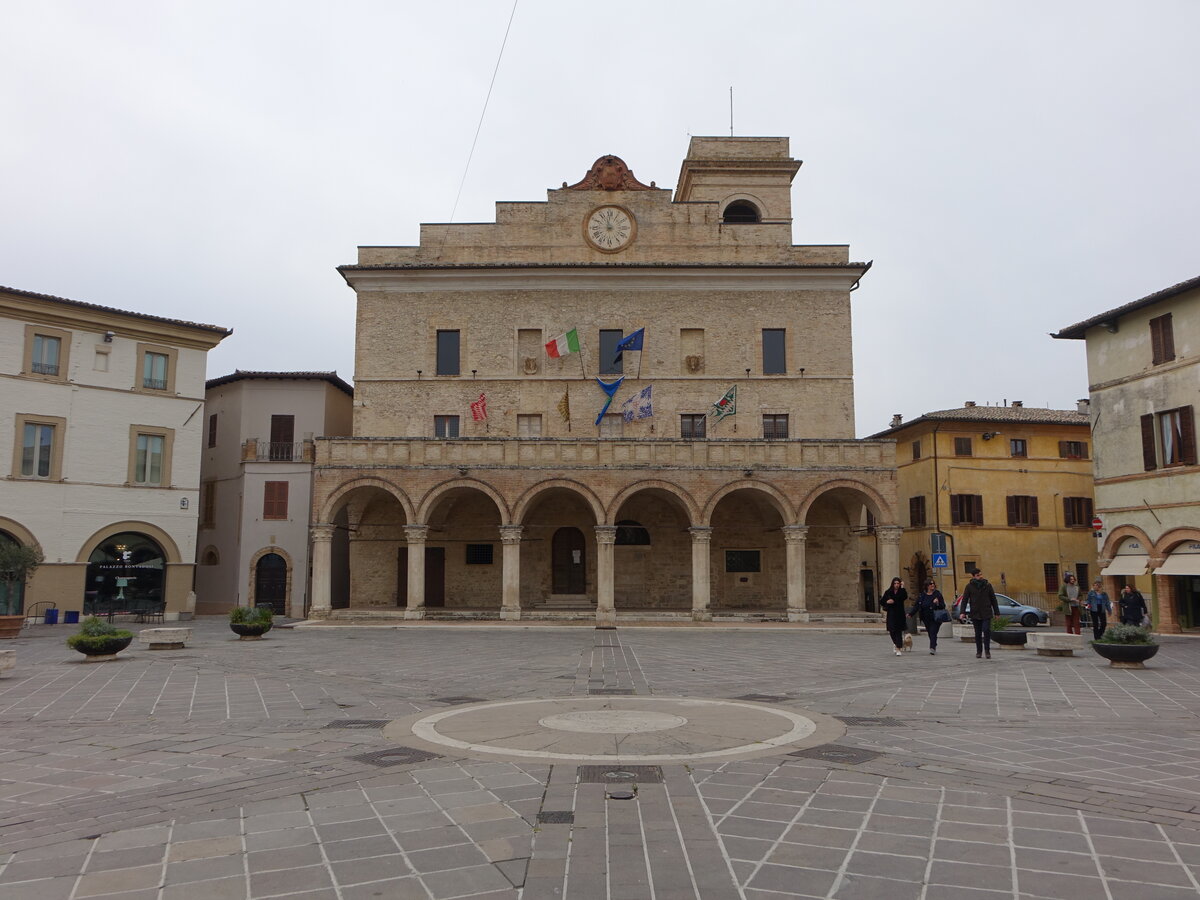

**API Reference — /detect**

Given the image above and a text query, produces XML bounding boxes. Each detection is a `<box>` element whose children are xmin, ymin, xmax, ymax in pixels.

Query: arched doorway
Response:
<box><xmin>254</xmin><ymin>553</ymin><xmax>288</xmax><ymax>615</ymax></box>
<box><xmin>0</xmin><ymin>531</ymin><xmax>29</xmax><ymax>615</ymax></box>
<box><xmin>85</xmin><ymin>532</ymin><xmax>165</xmax><ymax>616</ymax></box>
<box><xmin>552</xmin><ymin>527</ymin><xmax>586</xmax><ymax>594</ymax></box>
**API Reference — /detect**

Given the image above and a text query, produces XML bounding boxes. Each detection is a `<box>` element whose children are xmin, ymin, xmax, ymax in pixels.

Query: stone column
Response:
<box><xmin>309</xmin><ymin>524</ymin><xmax>335</xmax><ymax>619</ymax></box>
<box><xmin>594</xmin><ymin>525</ymin><xmax>617</xmax><ymax>628</ymax></box>
<box><xmin>690</xmin><ymin>526</ymin><xmax>713</xmax><ymax>622</ymax></box>
<box><xmin>783</xmin><ymin>525</ymin><xmax>810</xmax><ymax>622</ymax></box>
<box><xmin>876</xmin><ymin>526</ymin><xmax>904</xmax><ymax>594</ymax></box>
<box><xmin>404</xmin><ymin>525</ymin><xmax>429</xmax><ymax>620</ymax></box>
<box><xmin>499</xmin><ymin>525</ymin><xmax>524</xmax><ymax>621</ymax></box>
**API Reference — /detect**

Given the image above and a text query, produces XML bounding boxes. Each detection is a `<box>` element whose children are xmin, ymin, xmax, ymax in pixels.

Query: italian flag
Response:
<box><xmin>545</xmin><ymin>329</ymin><xmax>580</xmax><ymax>358</ymax></box>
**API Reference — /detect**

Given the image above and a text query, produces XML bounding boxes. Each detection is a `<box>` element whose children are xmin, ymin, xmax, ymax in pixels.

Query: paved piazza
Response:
<box><xmin>2</xmin><ymin>621</ymin><xmax>1200</xmax><ymax>899</ymax></box>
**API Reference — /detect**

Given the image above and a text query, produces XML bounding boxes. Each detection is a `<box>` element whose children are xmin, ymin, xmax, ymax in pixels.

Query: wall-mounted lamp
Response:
<box><xmin>103</xmin><ymin>331</ymin><xmax>115</xmax><ymax>343</ymax></box>
<box><xmin>416</xmin><ymin>370</ymin><xmax>422</xmax><ymax>379</ymax></box>
<box><xmin>981</xmin><ymin>431</ymin><xmax>1001</xmax><ymax>441</ymax></box>
<box><xmin>471</xmin><ymin>369</ymin><xmax>477</xmax><ymax>379</ymax></box>
<box><xmin>179</xmin><ymin>497</ymin><xmax>189</xmax><ymax>509</ymax></box>
<box><xmin>745</xmin><ymin>368</ymin><xmax>751</xmax><ymax>378</ymax></box>
<box><xmin>743</xmin><ymin>469</ymin><xmax>753</xmax><ymax>478</ymax></box>
<box><xmin>458</xmin><ymin>467</ymin><xmax>469</xmax><ymax>477</ymax></box>
<box><xmin>799</xmin><ymin>367</ymin><xmax>806</xmax><ymax>376</ymax></box>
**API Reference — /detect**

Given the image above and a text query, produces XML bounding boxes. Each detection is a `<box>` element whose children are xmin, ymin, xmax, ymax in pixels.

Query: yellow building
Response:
<box><xmin>868</xmin><ymin>402</ymin><xmax>1097</xmax><ymax>607</ymax></box>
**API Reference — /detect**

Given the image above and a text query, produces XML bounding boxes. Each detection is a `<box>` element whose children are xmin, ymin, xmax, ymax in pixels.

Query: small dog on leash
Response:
<box><xmin>902</xmin><ymin>633</ymin><xmax>914</xmax><ymax>652</ymax></box>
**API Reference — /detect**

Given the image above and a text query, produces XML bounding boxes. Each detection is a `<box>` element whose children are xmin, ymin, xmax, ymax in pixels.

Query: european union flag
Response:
<box><xmin>612</xmin><ymin>328</ymin><xmax>645</xmax><ymax>366</ymax></box>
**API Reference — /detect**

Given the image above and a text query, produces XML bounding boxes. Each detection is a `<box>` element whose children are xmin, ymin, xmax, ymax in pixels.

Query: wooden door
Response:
<box><xmin>269</xmin><ymin>415</ymin><xmax>295</xmax><ymax>460</ymax></box>
<box><xmin>552</xmin><ymin>527</ymin><xmax>586</xmax><ymax>594</ymax></box>
<box><xmin>254</xmin><ymin>553</ymin><xmax>288</xmax><ymax>615</ymax></box>
<box><xmin>397</xmin><ymin>547</ymin><xmax>446</xmax><ymax>607</ymax></box>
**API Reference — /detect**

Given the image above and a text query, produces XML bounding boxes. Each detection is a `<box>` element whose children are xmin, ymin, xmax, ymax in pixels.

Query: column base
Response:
<box><xmin>787</xmin><ymin>609</ymin><xmax>810</xmax><ymax>623</ymax></box>
<box><xmin>307</xmin><ymin>607</ymin><xmax>332</xmax><ymax>620</ymax></box>
<box><xmin>500</xmin><ymin>607</ymin><xmax>521</xmax><ymax>621</ymax></box>
<box><xmin>596</xmin><ymin>608</ymin><xmax>616</xmax><ymax>628</ymax></box>
<box><xmin>691</xmin><ymin>609</ymin><xmax>712</xmax><ymax>622</ymax></box>
<box><xmin>404</xmin><ymin>607</ymin><xmax>426</xmax><ymax>620</ymax></box>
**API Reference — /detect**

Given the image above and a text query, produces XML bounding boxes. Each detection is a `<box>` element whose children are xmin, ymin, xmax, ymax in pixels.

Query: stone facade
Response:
<box><xmin>1054</xmin><ymin>275</ymin><xmax>1200</xmax><ymax>631</ymax></box>
<box><xmin>311</xmin><ymin>138</ymin><xmax>898</xmax><ymax>622</ymax></box>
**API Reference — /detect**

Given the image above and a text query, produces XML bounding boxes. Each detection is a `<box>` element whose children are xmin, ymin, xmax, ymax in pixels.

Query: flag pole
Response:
<box><xmin>577</xmin><ymin>331</ymin><xmax>589</xmax><ymax>381</ymax></box>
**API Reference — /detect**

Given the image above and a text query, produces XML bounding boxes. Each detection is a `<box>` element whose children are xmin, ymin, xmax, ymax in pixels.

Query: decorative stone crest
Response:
<box><xmin>563</xmin><ymin>155</ymin><xmax>656</xmax><ymax>191</ymax></box>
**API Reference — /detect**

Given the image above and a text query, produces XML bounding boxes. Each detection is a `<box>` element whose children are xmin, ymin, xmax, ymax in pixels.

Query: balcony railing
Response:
<box><xmin>242</xmin><ymin>439</ymin><xmax>314</xmax><ymax>462</ymax></box>
<box><xmin>143</xmin><ymin>378</ymin><xmax>167</xmax><ymax>391</ymax></box>
<box><xmin>31</xmin><ymin>362</ymin><xmax>59</xmax><ymax>376</ymax></box>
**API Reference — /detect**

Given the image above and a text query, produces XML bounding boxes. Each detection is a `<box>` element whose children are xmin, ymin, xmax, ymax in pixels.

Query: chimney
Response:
<box><xmin>1012</xmin><ymin>400</ymin><xmax>1023</xmax><ymax>408</ymax></box>
<box><xmin>890</xmin><ymin>414</ymin><xmax>903</xmax><ymax>428</ymax></box>
<box><xmin>964</xmin><ymin>401</ymin><xmax>976</xmax><ymax>408</ymax></box>
<box><xmin>1077</xmin><ymin>398</ymin><xmax>1090</xmax><ymax>414</ymax></box>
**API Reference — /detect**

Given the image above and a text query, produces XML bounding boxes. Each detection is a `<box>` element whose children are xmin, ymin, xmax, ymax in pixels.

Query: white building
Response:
<box><xmin>0</xmin><ymin>285</ymin><xmax>230</xmax><ymax>620</ymax></box>
<box><xmin>195</xmin><ymin>371</ymin><xmax>353</xmax><ymax>618</ymax></box>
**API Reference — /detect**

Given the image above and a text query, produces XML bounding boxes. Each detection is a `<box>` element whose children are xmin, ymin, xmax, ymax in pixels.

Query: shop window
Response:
<box><xmin>725</xmin><ymin>550</ymin><xmax>761</xmax><ymax>573</ymax></box>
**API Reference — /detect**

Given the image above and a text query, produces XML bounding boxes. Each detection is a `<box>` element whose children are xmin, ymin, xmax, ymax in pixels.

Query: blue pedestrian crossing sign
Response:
<box><xmin>932</xmin><ymin>552</ymin><xmax>949</xmax><ymax>569</ymax></box>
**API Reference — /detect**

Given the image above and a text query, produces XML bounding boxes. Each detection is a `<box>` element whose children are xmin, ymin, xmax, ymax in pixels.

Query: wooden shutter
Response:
<box><xmin>263</xmin><ymin>481</ymin><xmax>288</xmax><ymax>519</ymax></box>
<box><xmin>1151</xmin><ymin>314</ymin><xmax>1175</xmax><ymax>364</ymax></box>
<box><xmin>1150</xmin><ymin>317</ymin><xmax>1164</xmax><ymax>364</ymax></box>
<box><xmin>1084</xmin><ymin>498</ymin><xmax>1094</xmax><ymax>521</ymax></box>
<box><xmin>972</xmin><ymin>495</ymin><xmax>984</xmax><ymax>526</ymax></box>
<box><xmin>1181</xmin><ymin>406</ymin><xmax>1197</xmax><ymax>465</ymax></box>
<box><xmin>1006</xmin><ymin>496</ymin><xmax>1016</xmax><ymax>526</ymax></box>
<box><xmin>1030</xmin><ymin>496</ymin><xmax>1039</xmax><ymax>527</ymax></box>
<box><xmin>1140</xmin><ymin>414</ymin><xmax>1158</xmax><ymax>470</ymax></box>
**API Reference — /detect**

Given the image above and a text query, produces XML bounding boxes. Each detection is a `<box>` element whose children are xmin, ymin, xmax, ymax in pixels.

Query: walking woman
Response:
<box><xmin>1085</xmin><ymin>579</ymin><xmax>1112</xmax><ymax>640</ymax></box>
<box><xmin>913</xmin><ymin>580</ymin><xmax>948</xmax><ymax>654</ymax></box>
<box><xmin>880</xmin><ymin>577</ymin><xmax>909</xmax><ymax>657</ymax></box>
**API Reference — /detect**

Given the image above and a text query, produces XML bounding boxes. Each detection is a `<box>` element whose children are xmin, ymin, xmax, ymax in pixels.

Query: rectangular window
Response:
<box><xmin>517</xmin><ymin>414</ymin><xmax>542</xmax><ymax>437</ymax></box>
<box><xmin>1063</xmin><ymin>496</ymin><xmax>1094</xmax><ymax>527</ymax></box>
<box><xmin>909</xmin><ymin>496</ymin><xmax>926</xmax><ymax>527</ymax></box>
<box><xmin>911</xmin><ymin>440</ymin><xmax>921</xmax><ymax>461</ymax></box>
<box><xmin>950</xmin><ymin>494</ymin><xmax>983</xmax><ymax>526</ymax></box>
<box><xmin>31</xmin><ymin>334</ymin><xmax>61</xmax><ymax>376</ymax></box>
<box><xmin>599</xmin><ymin>329</ymin><xmax>623</xmax><ymax>375</ymax></box>
<box><xmin>1075</xmin><ymin>563</ymin><xmax>1089</xmax><ymax>586</ymax></box>
<box><xmin>725</xmin><ymin>550</ymin><xmax>761</xmax><ymax>573</ymax></box>
<box><xmin>436</xmin><ymin>330</ymin><xmax>460</xmax><ymax>376</ymax></box>
<box><xmin>963</xmin><ymin>560</ymin><xmax>977</xmax><ymax>575</ymax></box>
<box><xmin>954</xmin><ymin>437</ymin><xmax>972</xmax><ymax>456</ymax></box>
<box><xmin>263</xmin><ymin>481</ymin><xmax>289</xmax><ymax>519</ymax></box>
<box><xmin>133</xmin><ymin>433</ymin><xmax>165</xmax><ymax>485</ymax></box>
<box><xmin>24</xmin><ymin>325</ymin><xmax>71</xmax><ymax>382</ymax></box>
<box><xmin>1058</xmin><ymin>440</ymin><xmax>1088</xmax><ymax>460</ymax></box>
<box><xmin>763</xmin><ymin>414</ymin><xmax>789</xmax><ymax>440</ymax></box>
<box><xmin>762</xmin><ymin>329</ymin><xmax>787</xmax><ymax>375</ymax></box>
<box><xmin>1006</xmin><ymin>495</ymin><xmax>1039</xmax><ymax>527</ymax></box>
<box><xmin>1009</xmin><ymin>438</ymin><xmax>1027</xmax><ymax>458</ymax></box>
<box><xmin>465</xmin><ymin>544</ymin><xmax>494</xmax><ymax>565</ymax></box>
<box><xmin>1146</xmin><ymin>407</ymin><xmax>1198</xmax><ymax>468</ymax></box>
<box><xmin>599</xmin><ymin>414</ymin><xmax>623</xmax><ymax>438</ymax></box>
<box><xmin>681</xmin><ymin>414</ymin><xmax>707</xmax><ymax>439</ymax></box>
<box><xmin>201</xmin><ymin>482</ymin><xmax>216</xmax><ymax>528</ymax></box>
<box><xmin>1150</xmin><ymin>313</ymin><xmax>1175</xmax><ymax>365</ymax></box>
<box><xmin>21</xmin><ymin>422</ymin><xmax>55</xmax><ymax>478</ymax></box>
<box><xmin>207</xmin><ymin>413</ymin><xmax>218</xmax><ymax>449</ymax></box>
<box><xmin>434</xmin><ymin>415</ymin><xmax>460</xmax><ymax>438</ymax></box>
<box><xmin>142</xmin><ymin>352</ymin><xmax>169</xmax><ymax>390</ymax></box>
<box><xmin>1043</xmin><ymin>563</ymin><xmax>1060</xmax><ymax>592</ymax></box>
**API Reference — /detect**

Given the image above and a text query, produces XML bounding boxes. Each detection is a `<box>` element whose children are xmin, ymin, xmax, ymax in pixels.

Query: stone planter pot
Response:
<box><xmin>1090</xmin><ymin>641</ymin><xmax>1159</xmax><ymax>668</ymax></box>
<box><xmin>230</xmin><ymin>622</ymin><xmax>272</xmax><ymax>641</ymax></box>
<box><xmin>70</xmin><ymin>635</ymin><xmax>133</xmax><ymax>662</ymax></box>
<box><xmin>991</xmin><ymin>630</ymin><xmax>1028</xmax><ymax>649</ymax></box>
<box><xmin>0</xmin><ymin>615</ymin><xmax>25</xmax><ymax>640</ymax></box>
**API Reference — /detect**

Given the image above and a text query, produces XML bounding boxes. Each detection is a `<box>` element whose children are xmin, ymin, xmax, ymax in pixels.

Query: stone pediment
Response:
<box><xmin>563</xmin><ymin>155</ymin><xmax>656</xmax><ymax>191</ymax></box>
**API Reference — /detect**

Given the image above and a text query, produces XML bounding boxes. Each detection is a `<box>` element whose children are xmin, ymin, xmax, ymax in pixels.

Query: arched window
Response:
<box><xmin>615</xmin><ymin>520</ymin><xmax>650</xmax><ymax>546</ymax></box>
<box><xmin>0</xmin><ymin>531</ymin><xmax>29</xmax><ymax>615</ymax></box>
<box><xmin>85</xmin><ymin>532</ymin><xmax>165</xmax><ymax>616</ymax></box>
<box><xmin>722</xmin><ymin>201</ymin><xmax>761</xmax><ymax>223</ymax></box>
<box><xmin>201</xmin><ymin>547</ymin><xmax>220</xmax><ymax>566</ymax></box>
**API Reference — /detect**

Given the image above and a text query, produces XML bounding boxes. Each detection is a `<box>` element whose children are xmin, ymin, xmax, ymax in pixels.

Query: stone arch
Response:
<box><xmin>0</xmin><ymin>517</ymin><xmax>42</xmax><ymax>556</ymax></box>
<box><xmin>720</xmin><ymin>193</ymin><xmax>767</xmax><ymax>223</ymax></box>
<box><xmin>247</xmin><ymin>545</ymin><xmax>294</xmax><ymax>613</ymax></box>
<box><xmin>319</xmin><ymin>476</ymin><xmax>415</xmax><ymax>524</ymax></box>
<box><xmin>607</xmin><ymin>479</ymin><xmax>699</xmax><ymax>526</ymax></box>
<box><xmin>1155</xmin><ymin>527</ymin><xmax>1200</xmax><ymax>558</ymax></box>
<box><xmin>513</xmin><ymin>478</ymin><xmax>605</xmax><ymax>525</ymax></box>
<box><xmin>200</xmin><ymin>545</ymin><xmax>220</xmax><ymax>566</ymax></box>
<box><xmin>701</xmin><ymin>480</ymin><xmax>795</xmax><ymax>527</ymax></box>
<box><xmin>76</xmin><ymin>520</ymin><xmax>182</xmax><ymax>564</ymax></box>
<box><xmin>796</xmin><ymin>479</ymin><xmax>894</xmax><ymax>525</ymax></box>
<box><xmin>1101</xmin><ymin>525</ymin><xmax>1155</xmax><ymax>561</ymax></box>
<box><xmin>418</xmin><ymin>477</ymin><xmax>511</xmax><ymax>524</ymax></box>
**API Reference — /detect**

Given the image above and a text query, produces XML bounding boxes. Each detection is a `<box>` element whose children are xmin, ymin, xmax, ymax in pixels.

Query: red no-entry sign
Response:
<box><xmin>1091</xmin><ymin>517</ymin><xmax>1103</xmax><ymax>531</ymax></box>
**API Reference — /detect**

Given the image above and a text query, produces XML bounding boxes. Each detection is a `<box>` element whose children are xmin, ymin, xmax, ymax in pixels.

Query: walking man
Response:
<box><xmin>959</xmin><ymin>568</ymin><xmax>1000</xmax><ymax>659</ymax></box>
<box><xmin>1059</xmin><ymin>573</ymin><xmax>1082</xmax><ymax>634</ymax></box>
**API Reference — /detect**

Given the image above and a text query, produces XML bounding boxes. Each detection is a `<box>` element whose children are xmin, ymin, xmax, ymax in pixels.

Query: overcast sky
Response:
<box><xmin>3</xmin><ymin>1</ymin><xmax>1197</xmax><ymax>436</ymax></box>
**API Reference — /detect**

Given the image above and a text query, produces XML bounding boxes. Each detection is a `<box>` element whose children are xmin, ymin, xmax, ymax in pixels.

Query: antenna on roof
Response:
<box><xmin>729</xmin><ymin>86</ymin><xmax>734</xmax><ymax>136</ymax></box>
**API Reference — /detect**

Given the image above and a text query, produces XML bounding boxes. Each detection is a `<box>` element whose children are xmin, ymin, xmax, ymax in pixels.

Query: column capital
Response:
<box><xmin>404</xmin><ymin>524</ymin><xmax>430</xmax><ymax>542</ymax></box>
<box><xmin>782</xmin><ymin>525</ymin><xmax>810</xmax><ymax>544</ymax></box>
<box><xmin>876</xmin><ymin>525</ymin><xmax>904</xmax><ymax>545</ymax></box>
<box><xmin>311</xmin><ymin>523</ymin><xmax>336</xmax><ymax>542</ymax></box>
<box><xmin>499</xmin><ymin>524</ymin><xmax>524</xmax><ymax>545</ymax></box>
<box><xmin>689</xmin><ymin>526</ymin><xmax>713</xmax><ymax>544</ymax></box>
<box><xmin>594</xmin><ymin>525</ymin><xmax>617</xmax><ymax>545</ymax></box>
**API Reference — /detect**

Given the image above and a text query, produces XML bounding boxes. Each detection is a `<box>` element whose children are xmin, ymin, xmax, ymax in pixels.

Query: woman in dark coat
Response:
<box><xmin>880</xmin><ymin>577</ymin><xmax>909</xmax><ymax>657</ymax></box>
<box><xmin>912</xmin><ymin>580</ymin><xmax>948</xmax><ymax>655</ymax></box>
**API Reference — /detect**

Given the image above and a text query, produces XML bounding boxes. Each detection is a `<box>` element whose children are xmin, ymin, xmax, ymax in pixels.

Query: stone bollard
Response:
<box><xmin>138</xmin><ymin>627</ymin><xmax>192</xmax><ymax>650</ymax></box>
<box><xmin>0</xmin><ymin>649</ymin><xmax>14</xmax><ymax>677</ymax></box>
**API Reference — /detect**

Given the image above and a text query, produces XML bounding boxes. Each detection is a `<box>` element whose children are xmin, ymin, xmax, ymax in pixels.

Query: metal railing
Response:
<box><xmin>242</xmin><ymin>440</ymin><xmax>314</xmax><ymax>462</ymax></box>
<box><xmin>31</xmin><ymin>362</ymin><xmax>59</xmax><ymax>376</ymax></box>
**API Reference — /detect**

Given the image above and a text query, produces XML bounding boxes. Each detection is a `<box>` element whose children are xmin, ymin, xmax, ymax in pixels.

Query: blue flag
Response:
<box><xmin>594</xmin><ymin>376</ymin><xmax>625</xmax><ymax>425</ymax></box>
<box><xmin>612</xmin><ymin>328</ymin><xmax>645</xmax><ymax>366</ymax></box>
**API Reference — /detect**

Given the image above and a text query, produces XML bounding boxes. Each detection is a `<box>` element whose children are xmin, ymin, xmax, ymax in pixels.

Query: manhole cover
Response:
<box><xmin>350</xmin><ymin>747</ymin><xmax>443</xmax><ymax>767</ymax></box>
<box><xmin>324</xmin><ymin>719</ymin><xmax>389</xmax><ymax>730</ymax></box>
<box><xmin>537</xmin><ymin>811</ymin><xmax>575</xmax><ymax>824</ymax></box>
<box><xmin>836</xmin><ymin>716</ymin><xmax>907</xmax><ymax>727</ymax></box>
<box><xmin>578</xmin><ymin>765</ymin><xmax>664</xmax><ymax>784</ymax></box>
<box><xmin>788</xmin><ymin>744</ymin><xmax>881</xmax><ymax>765</ymax></box>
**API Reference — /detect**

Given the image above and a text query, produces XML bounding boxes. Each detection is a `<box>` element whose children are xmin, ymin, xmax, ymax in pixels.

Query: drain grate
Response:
<box><xmin>732</xmin><ymin>693</ymin><xmax>790</xmax><ymax>703</ymax></box>
<box><xmin>589</xmin><ymin>688</ymin><xmax>635</xmax><ymax>695</ymax></box>
<box><xmin>537</xmin><ymin>811</ymin><xmax>575</xmax><ymax>825</ymax></box>
<box><xmin>788</xmin><ymin>744</ymin><xmax>881</xmax><ymax>765</ymax></box>
<box><xmin>350</xmin><ymin>747</ymin><xmax>443</xmax><ymax>767</ymax></box>
<box><xmin>433</xmin><ymin>696</ymin><xmax>486</xmax><ymax>705</ymax></box>
<box><xmin>578</xmin><ymin>765</ymin><xmax>664</xmax><ymax>784</ymax></box>
<box><xmin>836</xmin><ymin>716</ymin><xmax>907</xmax><ymax>727</ymax></box>
<box><xmin>324</xmin><ymin>719</ymin><xmax>389</xmax><ymax>730</ymax></box>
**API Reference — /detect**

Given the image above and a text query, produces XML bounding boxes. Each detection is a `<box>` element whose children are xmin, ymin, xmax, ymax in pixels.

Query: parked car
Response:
<box><xmin>953</xmin><ymin>592</ymin><xmax>1049</xmax><ymax>627</ymax></box>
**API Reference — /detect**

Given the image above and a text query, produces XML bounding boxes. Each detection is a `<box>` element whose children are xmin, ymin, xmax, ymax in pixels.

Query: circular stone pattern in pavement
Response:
<box><xmin>383</xmin><ymin>697</ymin><xmax>845</xmax><ymax>764</ymax></box>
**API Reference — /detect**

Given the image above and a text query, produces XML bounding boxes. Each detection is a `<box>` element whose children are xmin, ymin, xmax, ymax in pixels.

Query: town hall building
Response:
<box><xmin>309</xmin><ymin>137</ymin><xmax>898</xmax><ymax>623</ymax></box>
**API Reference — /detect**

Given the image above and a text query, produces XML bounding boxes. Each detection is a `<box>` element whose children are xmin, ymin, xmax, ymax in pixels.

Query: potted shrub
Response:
<box><xmin>990</xmin><ymin>616</ymin><xmax>1027</xmax><ymax>648</ymax></box>
<box><xmin>0</xmin><ymin>541</ymin><xmax>43</xmax><ymax>639</ymax></box>
<box><xmin>1091</xmin><ymin>624</ymin><xmax>1159</xmax><ymax>668</ymax></box>
<box><xmin>67</xmin><ymin>616</ymin><xmax>134</xmax><ymax>661</ymax></box>
<box><xmin>230</xmin><ymin>606</ymin><xmax>273</xmax><ymax>640</ymax></box>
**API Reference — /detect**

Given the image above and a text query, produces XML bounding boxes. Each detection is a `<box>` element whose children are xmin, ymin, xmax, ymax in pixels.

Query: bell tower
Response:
<box><xmin>673</xmin><ymin>136</ymin><xmax>802</xmax><ymax>225</ymax></box>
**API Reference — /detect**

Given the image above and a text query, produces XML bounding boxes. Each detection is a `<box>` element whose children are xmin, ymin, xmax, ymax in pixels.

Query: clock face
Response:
<box><xmin>584</xmin><ymin>205</ymin><xmax>636</xmax><ymax>252</ymax></box>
